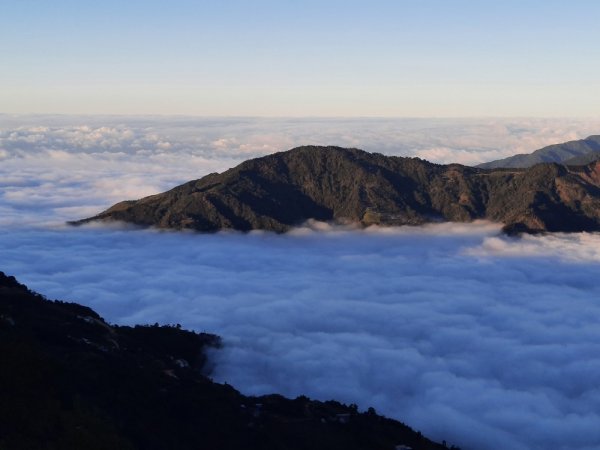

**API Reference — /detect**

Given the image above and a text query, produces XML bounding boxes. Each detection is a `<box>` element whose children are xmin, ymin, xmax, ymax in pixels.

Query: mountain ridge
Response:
<box><xmin>563</xmin><ymin>150</ymin><xmax>600</xmax><ymax>166</ymax></box>
<box><xmin>477</xmin><ymin>135</ymin><xmax>600</xmax><ymax>169</ymax></box>
<box><xmin>74</xmin><ymin>145</ymin><xmax>600</xmax><ymax>234</ymax></box>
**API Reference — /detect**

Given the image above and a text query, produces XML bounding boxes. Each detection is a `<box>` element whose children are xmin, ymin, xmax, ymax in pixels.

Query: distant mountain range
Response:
<box><xmin>75</xmin><ymin>145</ymin><xmax>600</xmax><ymax>234</ymax></box>
<box><xmin>0</xmin><ymin>271</ymin><xmax>450</xmax><ymax>450</ymax></box>
<box><xmin>477</xmin><ymin>135</ymin><xmax>600</xmax><ymax>169</ymax></box>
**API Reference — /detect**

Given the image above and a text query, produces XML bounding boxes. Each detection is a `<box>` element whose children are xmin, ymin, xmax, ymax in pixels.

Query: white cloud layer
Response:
<box><xmin>2</xmin><ymin>116</ymin><xmax>600</xmax><ymax>450</ymax></box>
<box><xmin>1</xmin><ymin>224</ymin><xmax>600</xmax><ymax>450</ymax></box>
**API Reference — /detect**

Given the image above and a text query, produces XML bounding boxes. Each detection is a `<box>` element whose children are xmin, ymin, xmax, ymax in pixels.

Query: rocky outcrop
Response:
<box><xmin>74</xmin><ymin>145</ymin><xmax>600</xmax><ymax>234</ymax></box>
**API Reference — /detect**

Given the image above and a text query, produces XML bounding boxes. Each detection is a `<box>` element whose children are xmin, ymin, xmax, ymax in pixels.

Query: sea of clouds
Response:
<box><xmin>2</xmin><ymin>115</ymin><xmax>600</xmax><ymax>450</ymax></box>
<box><xmin>2</xmin><ymin>114</ymin><xmax>600</xmax><ymax>225</ymax></box>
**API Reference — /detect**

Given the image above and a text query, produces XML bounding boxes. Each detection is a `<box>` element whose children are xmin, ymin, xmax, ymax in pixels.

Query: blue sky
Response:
<box><xmin>2</xmin><ymin>0</ymin><xmax>600</xmax><ymax>116</ymax></box>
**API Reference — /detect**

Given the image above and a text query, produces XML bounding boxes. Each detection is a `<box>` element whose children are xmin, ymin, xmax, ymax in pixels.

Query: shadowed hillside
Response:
<box><xmin>0</xmin><ymin>271</ymin><xmax>454</xmax><ymax>450</ymax></box>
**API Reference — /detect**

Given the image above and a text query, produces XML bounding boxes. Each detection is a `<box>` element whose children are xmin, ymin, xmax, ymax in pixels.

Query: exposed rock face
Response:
<box><xmin>74</xmin><ymin>146</ymin><xmax>600</xmax><ymax>234</ymax></box>
<box><xmin>477</xmin><ymin>135</ymin><xmax>600</xmax><ymax>169</ymax></box>
<box><xmin>0</xmin><ymin>271</ymin><xmax>450</xmax><ymax>450</ymax></box>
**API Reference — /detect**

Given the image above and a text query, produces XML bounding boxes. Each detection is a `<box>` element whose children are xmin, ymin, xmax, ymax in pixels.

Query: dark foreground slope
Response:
<box><xmin>0</xmin><ymin>271</ymin><xmax>452</xmax><ymax>450</ymax></box>
<box><xmin>477</xmin><ymin>135</ymin><xmax>600</xmax><ymax>169</ymax></box>
<box><xmin>75</xmin><ymin>146</ymin><xmax>600</xmax><ymax>234</ymax></box>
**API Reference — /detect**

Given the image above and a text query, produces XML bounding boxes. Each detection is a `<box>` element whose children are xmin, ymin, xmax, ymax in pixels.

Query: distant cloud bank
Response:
<box><xmin>2</xmin><ymin>115</ymin><xmax>600</xmax><ymax>226</ymax></box>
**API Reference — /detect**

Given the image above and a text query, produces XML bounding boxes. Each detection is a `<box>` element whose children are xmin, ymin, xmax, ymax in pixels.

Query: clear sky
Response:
<box><xmin>2</xmin><ymin>0</ymin><xmax>600</xmax><ymax>117</ymax></box>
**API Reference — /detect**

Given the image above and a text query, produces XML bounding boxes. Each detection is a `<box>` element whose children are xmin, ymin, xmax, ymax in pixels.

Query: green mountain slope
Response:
<box><xmin>74</xmin><ymin>145</ymin><xmax>600</xmax><ymax>234</ymax></box>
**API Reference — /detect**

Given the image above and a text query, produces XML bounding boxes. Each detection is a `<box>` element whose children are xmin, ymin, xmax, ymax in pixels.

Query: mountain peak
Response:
<box><xmin>72</xmin><ymin>146</ymin><xmax>600</xmax><ymax>234</ymax></box>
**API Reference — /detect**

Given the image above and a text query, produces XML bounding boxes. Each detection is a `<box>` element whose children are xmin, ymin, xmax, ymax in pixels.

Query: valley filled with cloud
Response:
<box><xmin>2</xmin><ymin>116</ymin><xmax>600</xmax><ymax>450</ymax></box>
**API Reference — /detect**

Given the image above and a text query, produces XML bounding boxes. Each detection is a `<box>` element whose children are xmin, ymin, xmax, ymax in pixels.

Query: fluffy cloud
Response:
<box><xmin>1</xmin><ymin>224</ymin><xmax>600</xmax><ymax>450</ymax></box>
<box><xmin>2</xmin><ymin>115</ymin><xmax>600</xmax><ymax>164</ymax></box>
<box><xmin>466</xmin><ymin>232</ymin><xmax>600</xmax><ymax>262</ymax></box>
<box><xmin>3</xmin><ymin>116</ymin><xmax>600</xmax><ymax>450</ymax></box>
